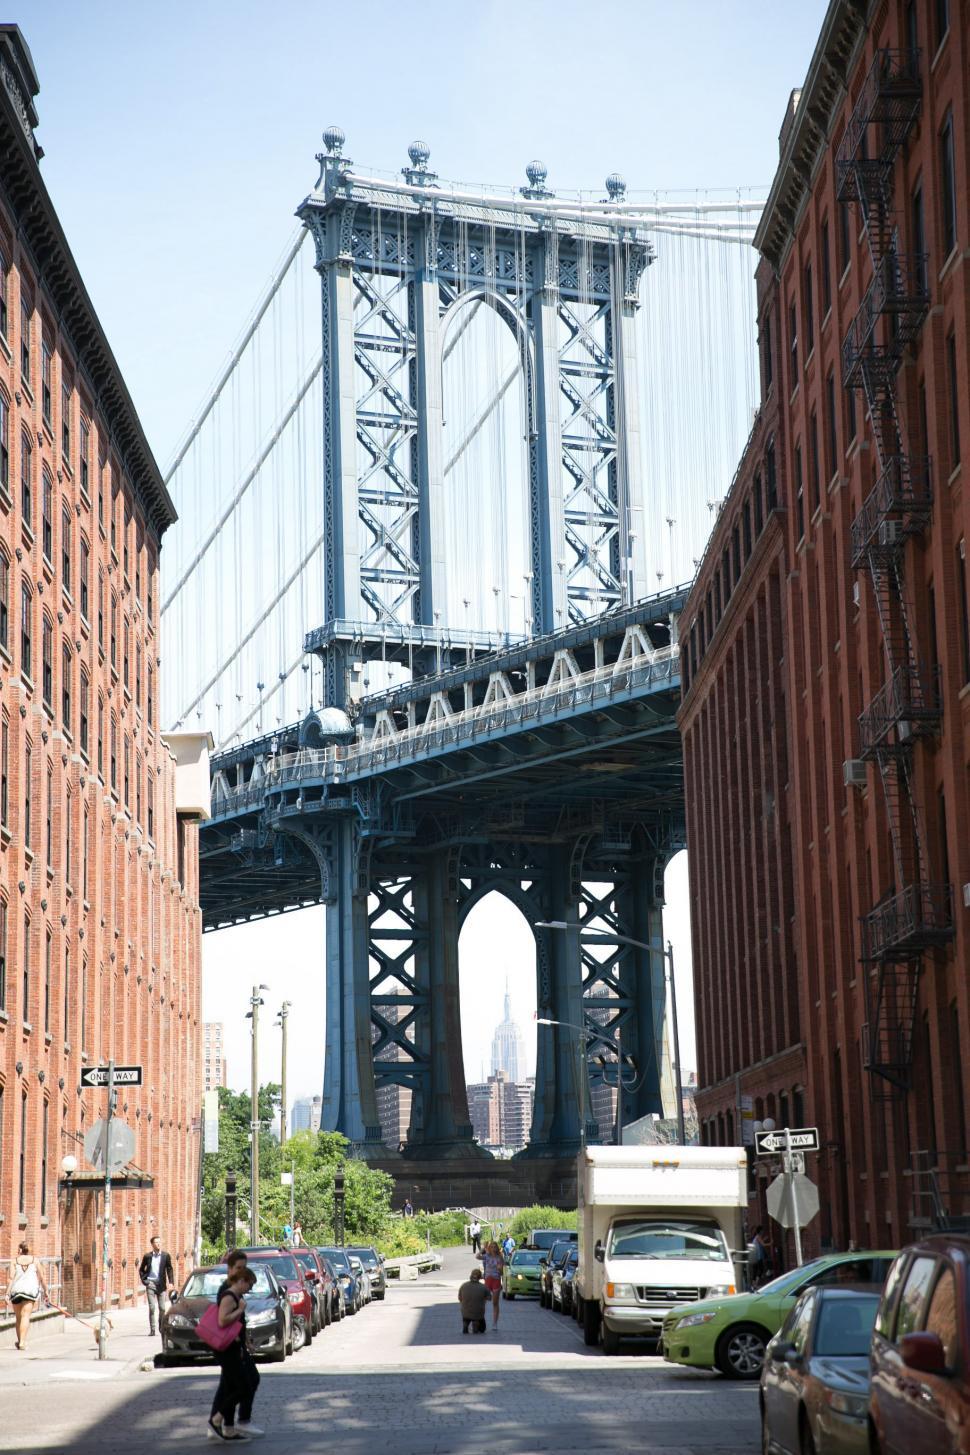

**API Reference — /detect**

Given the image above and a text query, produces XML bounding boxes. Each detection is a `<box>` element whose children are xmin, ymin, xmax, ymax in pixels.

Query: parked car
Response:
<box><xmin>161</xmin><ymin>1263</ymin><xmax>291</xmax><ymax>1363</ymax></box>
<box><xmin>552</xmin><ymin>1246</ymin><xmax>580</xmax><ymax>1315</ymax></box>
<box><xmin>349</xmin><ymin>1254</ymin><xmax>372</xmax><ymax>1303</ymax></box>
<box><xmin>502</xmin><ymin>1248</ymin><xmax>545</xmax><ymax>1299</ymax></box>
<box><xmin>315</xmin><ymin>1250</ymin><xmax>347</xmax><ymax>1322</ymax></box>
<box><xmin>319</xmin><ymin>1247</ymin><xmax>363</xmax><ymax>1314</ymax></box>
<box><xmin>529</xmin><ymin>1228</ymin><xmax>577</xmax><ymax>1252</ymax></box>
<box><xmin>346</xmin><ymin>1245</ymin><xmax>387</xmax><ymax>1301</ymax></box>
<box><xmin>870</xmin><ymin>1234</ymin><xmax>970</xmax><ymax>1454</ymax></box>
<box><xmin>760</xmin><ymin>1284</ymin><xmax>880</xmax><ymax>1454</ymax></box>
<box><xmin>290</xmin><ymin>1246</ymin><xmax>335</xmax><ymax>1333</ymax></box>
<box><xmin>241</xmin><ymin>1248</ymin><xmax>315</xmax><ymax>1350</ymax></box>
<box><xmin>540</xmin><ymin>1240</ymin><xmax>576</xmax><ymax>1309</ymax></box>
<box><xmin>662</xmin><ymin>1251</ymin><xmax>896</xmax><ymax>1380</ymax></box>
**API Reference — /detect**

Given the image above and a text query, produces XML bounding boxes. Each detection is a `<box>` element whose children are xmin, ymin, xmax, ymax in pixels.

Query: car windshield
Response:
<box><xmin>347</xmin><ymin>1248</ymin><xmax>379</xmax><ymax>1266</ymax></box>
<box><xmin>758</xmin><ymin>1259</ymin><xmax>831</xmax><ymax>1296</ymax></box>
<box><xmin>257</xmin><ymin>1256</ymin><xmax>298</xmax><ymax>1281</ymax></box>
<box><xmin>292</xmin><ymin>1251</ymin><xmax>317</xmax><ymax>1272</ymax></box>
<box><xmin>608</xmin><ymin>1220</ymin><xmax>728</xmax><ymax>1261</ymax></box>
<box><xmin>814</xmin><ymin>1295</ymin><xmax>880</xmax><ymax>1357</ymax></box>
<box><xmin>511</xmin><ymin>1250</ymin><xmax>544</xmax><ymax>1267</ymax></box>
<box><xmin>531</xmin><ymin>1231</ymin><xmax>573</xmax><ymax>1249</ymax></box>
<box><xmin>320</xmin><ymin>1249</ymin><xmax>350</xmax><ymax>1273</ymax></box>
<box><xmin>182</xmin><ymin>1268</ymin><xmax>274</xmax><ymax>1299</ymax></box>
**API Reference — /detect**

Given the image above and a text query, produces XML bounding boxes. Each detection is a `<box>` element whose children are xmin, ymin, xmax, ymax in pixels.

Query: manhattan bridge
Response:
<box><xmin>162</xmin><ymin>130</ymin><xmax>762</xmax><ymax>1192</ymax></box>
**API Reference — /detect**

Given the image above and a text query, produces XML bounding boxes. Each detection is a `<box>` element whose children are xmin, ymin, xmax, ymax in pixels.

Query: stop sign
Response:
<box><xmin>766</xmin><ymin>1171</ymin><xmax>820</xmax><ymax>1229</ymax></box>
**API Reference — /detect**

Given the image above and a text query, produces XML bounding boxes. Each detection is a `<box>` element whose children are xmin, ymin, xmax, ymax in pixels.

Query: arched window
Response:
<box><xmin>20</xmin><ymin>581</ymin><xmax>32</xmax><ymax>679</ymax></box>
<box><xmin>0</xmin><ymin>390</ymin><xmax>9</xmax><ymax>494</ymax></box>
<box><xmin>20</xmin><ymin>430</ymin><xmax>31</xmax><ymax>524</ymax></box>
<box><xmin>0</xmin><ymin>547</ymin><xmax>9</xmax><ymax>653</ymax></box>
<box><xmin>79</xmin><ymin>536</ymin><xmax>89</xmax><ymax>620</ymax></box>
<box><xmin>41</xmin><ymin>615</ymin><xmax>53</xmax><ymax>709</ymax></box>
<box><xmin>41</xmin><ymin>468</ymin><xmax>53</xmax><ymax>561</ymax></box>
<box><xmin>62</xmin><ymin>642</ymin><xmax>72</xmax><ymax>732</ymax></box>
<box><xmin>79</xmin><ymin>667</ymin><xmax>89</xmax><ymax>757</ymax></box>
<box><xmin>61</xmin><ymin>504</ymin><xmax>72</xmax><ymax>594</ymax></box>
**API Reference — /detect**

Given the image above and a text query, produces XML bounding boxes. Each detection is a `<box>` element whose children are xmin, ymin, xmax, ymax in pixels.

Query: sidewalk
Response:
<box><xmin>0</xmin><ymin>1304</ymin><xmax>160</xmax><ymax>1386</ymax></box>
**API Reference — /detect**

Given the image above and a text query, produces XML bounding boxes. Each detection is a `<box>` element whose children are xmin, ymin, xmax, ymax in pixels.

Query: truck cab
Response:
<box><xmin>574</xmin><ymin>1145</ymin><xmax>747</xmax><ymax>1355</ymax></box>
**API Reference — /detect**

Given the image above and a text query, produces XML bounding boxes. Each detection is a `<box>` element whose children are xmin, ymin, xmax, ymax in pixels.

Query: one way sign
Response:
<box><xmin>80</xmin><ymin>1065</ymin><xmax>143</xmax><ymax>1088</ymax></box>
<box><xmin>755</xmin><ymin>1126</ymin><xmax>820</xmax><ymax>1156</ymax></box>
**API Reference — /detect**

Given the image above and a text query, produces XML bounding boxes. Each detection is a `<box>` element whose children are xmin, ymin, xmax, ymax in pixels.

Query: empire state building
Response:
<box><xmin>490</xmin><ymin>984</ymin><xmax>526</xmax><ymax>1084</ymax></box>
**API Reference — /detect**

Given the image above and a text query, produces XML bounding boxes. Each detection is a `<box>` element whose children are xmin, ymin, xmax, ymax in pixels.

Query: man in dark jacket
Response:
<box><xmin>138</xmin><ymin>1235</ymin><xmax>175</xmax><ymax>1335</ymax></box>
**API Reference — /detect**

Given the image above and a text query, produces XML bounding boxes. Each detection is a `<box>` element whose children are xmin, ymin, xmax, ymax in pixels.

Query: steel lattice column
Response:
<box><xmin>614</xmin><ymin>865</ymin><xmax>666</xmax><ymax>1124</ymax></box>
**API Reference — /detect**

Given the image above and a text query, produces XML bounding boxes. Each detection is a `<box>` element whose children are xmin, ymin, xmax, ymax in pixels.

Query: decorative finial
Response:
<box><xmin>521</xmin><ymin>160</ymin><xmax>554</xmax><ymax>200</ymax></box>
<box><xmin>605</xmin><ymin>173</ymin><xmax>627</xmax><ymax>201</ymax></box>
<box><xmin>322</xmin><ymin>124</ymin><xmax>345</xmax><ymax>155</ymax></box>
<box><xmin>403</xmin><ymin>139</ymin><xmax>437</xmax><ymax>188</ymax></box>
<box><xmin>408</xmin><ymin>140</ymin><xmax>430</xmax><ymax>168</ymax></box>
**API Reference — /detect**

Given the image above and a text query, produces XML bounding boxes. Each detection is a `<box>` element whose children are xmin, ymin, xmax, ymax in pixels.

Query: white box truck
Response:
<box><xmin>574</xmin><ymin>1144</ymin><xmax>748</xmax><ymax>1355</ymax></box>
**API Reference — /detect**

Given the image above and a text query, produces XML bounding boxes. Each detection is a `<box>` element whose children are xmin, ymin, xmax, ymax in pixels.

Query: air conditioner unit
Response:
<box><xmin>963</xmin><ymin>883</ymin><xmax>970</xmax><ymax>910</ymax></box>
<box><xmin>878</xmin><ymin>520</ymin><xmax>902</xmax><ymax>547</ymax></box>
<box><xmin>843</xmin><ymin>759</ymin><xmax>867</xmax><ymax>788</ymax></box>
<box><xmin>852</xmin><ymin>581</ymin><xmax>861</xmax><ymax>607</ymax></box>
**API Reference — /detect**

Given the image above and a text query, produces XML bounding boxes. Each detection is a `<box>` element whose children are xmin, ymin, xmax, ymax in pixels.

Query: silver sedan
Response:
<box><xmin>760</xmin><ymin>1284</ymin><xmax>880</xmax><ymax>1454</ymax></box>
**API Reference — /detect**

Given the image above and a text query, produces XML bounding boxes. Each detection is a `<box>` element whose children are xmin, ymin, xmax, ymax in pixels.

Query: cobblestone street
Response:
<box><xmin>0</xmin><ymin>1249</ymin><xmax>759</xmax><ymax>1455</ymax></box>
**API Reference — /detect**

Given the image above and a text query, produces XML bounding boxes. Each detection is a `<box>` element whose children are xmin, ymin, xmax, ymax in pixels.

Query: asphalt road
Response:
<box><xmin>0</xmin><ymin>1247</ymin><xmax>760</xmax><ymax>1454</ymax></box>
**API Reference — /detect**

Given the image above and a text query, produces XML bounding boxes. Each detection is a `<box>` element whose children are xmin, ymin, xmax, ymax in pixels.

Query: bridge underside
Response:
<box><xmin>200</xmin><ymin>592</ymin><xmax>685</xmax><ymax>1164</ymax></box>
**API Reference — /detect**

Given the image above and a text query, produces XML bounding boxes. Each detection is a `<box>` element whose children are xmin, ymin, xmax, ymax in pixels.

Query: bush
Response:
<box><xmin>507</xmin><ymin>1204</ymin><xmax>577</xmax><ymax>1244</ymax></box>
<box><xmin>375</xmin><ymin>1224</ymin><xmax>425</xmax><ymax>1258</ymax></box>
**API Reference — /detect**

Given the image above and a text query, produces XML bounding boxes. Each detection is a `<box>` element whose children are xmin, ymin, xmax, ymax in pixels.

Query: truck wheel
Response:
<box><xmin>583</xmin><ymin>1299</ymin><xmax>600</xmax><ymax>1347</ymax></box>
<box><xmin>601</xmin><ymin>1324</ymin><xmax>621</xmax><ymax>1356</ymax></box>
<box><xmin>716</xmin><ymin>1322</ymin><xmax>769</xmax><ymax>1379</ymax></box>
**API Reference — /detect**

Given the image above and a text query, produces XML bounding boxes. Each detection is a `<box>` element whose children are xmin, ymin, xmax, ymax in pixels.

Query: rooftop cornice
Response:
<box><xmin>754</xmin><ymin>0</ymin><xmax>870</xmax><ymax>272</ymax></box>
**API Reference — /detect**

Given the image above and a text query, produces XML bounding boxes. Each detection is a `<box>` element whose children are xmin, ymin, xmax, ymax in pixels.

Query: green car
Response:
<box><xmin>502</xmin><ymin>1249</ymin><xmax>545</xmax><ymax>1299</ymax></box>
<box><xmin>661</xmin><ymin>1250</ymin><xmax>896</xmax><ymax>1380</ymax></box>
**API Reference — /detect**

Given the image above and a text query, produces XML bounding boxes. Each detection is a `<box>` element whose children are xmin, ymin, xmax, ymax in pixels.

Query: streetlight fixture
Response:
<box><xmin>275</xmin><ymin>1002</ymin><xmax>292</xmax><ymax>1147</ymax></box>
<box><xmin>535</xmin><ymin>1014</ymin><xmax>590</xmax><ymax>1149</ymax></box>
<box><xmin>535</xmin><ymin>920</ymin><xmax>686</xmax><ymax>1144</ymax></box>
<box><xmin>245</xmin><ymin>984</ymin><xmax>270</xmax><ymax>1241</ymax></box>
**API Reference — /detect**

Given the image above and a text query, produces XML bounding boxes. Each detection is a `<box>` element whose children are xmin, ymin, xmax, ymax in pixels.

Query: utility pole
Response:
<box><xmin>666</xmin><ymin>940</ymin><xmax>686</xmax><ymax>1145</ymax></box>
<box><xmin>98</xmin><ymin>1060</ymin><xmax>115</xmax><ymax>1362</ymax></box>
<box><xmin>276</xmin><ymin>1001</ymin><xmax>291</xmax><ymax>1148</ymax></box>
<box><xmin>247</xmin><ymin>984</ymin><xmax>269</xmax><ymax>1242</ymax></box>
<box><xmin>784</xmin><ymin>1127</ymin><xmax>804</xmax><ymax>1267</ymax></box>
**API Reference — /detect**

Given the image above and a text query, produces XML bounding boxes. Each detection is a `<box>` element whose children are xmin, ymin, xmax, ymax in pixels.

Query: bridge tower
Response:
<box><xmin>247</xmin><ymin>135</ymin><xmax>679</xmax><ymax>1164</ymax></box>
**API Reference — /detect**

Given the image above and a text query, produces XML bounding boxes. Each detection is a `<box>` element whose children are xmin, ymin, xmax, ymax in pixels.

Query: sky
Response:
<box><xmin>21</xmin><ymin>1</ymin><xmax>829</xmax><ymax>1108</ymax></box>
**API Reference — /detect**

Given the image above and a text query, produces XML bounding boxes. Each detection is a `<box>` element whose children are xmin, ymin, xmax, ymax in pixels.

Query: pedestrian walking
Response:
<box><xmin>403</xmin><ymin>1198</ymin><xmax>414</xmax><ymax>1219</ymax></box>
<box><xmin>501</xmin><ymin>1232</ymin><xmax>516</xmax><ymax>1261</ymax></box>
<box><xmin>479</xmin><ymin>1241</ymin><xmax>505</xmax><ymax>1329</ymax></box>
<box><xmin>7</xmin><ymin>1242</ymin><xmax>48</xmax><ymax>1350</ymax></box>
<box><xmin>470</xmin><ymin>1218</ymin><xmax>482</xmax><ymax>1254</ymax></box>
<box><xmin>138</xmin><ymin>1234</ymin><xmax>175</xmax><ymax>1335</ymax></box>
<box><xmin>746</xmin><ymin>1226</ymin><xmax>770</xmax><ymax>1288</ymax></box>
<box><xmin>208</xmin><ymin>1256</ymin><xmax>261</xmax><ymax>1442</ymax></box>
<box><xmin>457</xmin><ymin>1267</ymin><xmax>488</xmax><ymax>1335</ymax></box>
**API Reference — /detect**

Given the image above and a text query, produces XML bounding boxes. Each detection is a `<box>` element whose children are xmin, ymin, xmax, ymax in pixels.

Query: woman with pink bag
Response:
<box><xmin>205</xmin><ymin>1262</ymin><xmax>259</xmax><ymax>1442</ymax></box>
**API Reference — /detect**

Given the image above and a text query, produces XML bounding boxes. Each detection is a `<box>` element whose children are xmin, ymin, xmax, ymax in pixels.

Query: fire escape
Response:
<box><xmin>838</xmin><ymin>49</ymin><xmax>953</xmax><ymax>1094</ymax></box>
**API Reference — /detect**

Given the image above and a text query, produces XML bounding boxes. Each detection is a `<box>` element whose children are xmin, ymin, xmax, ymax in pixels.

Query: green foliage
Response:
<box><xmin>200</xmin><ymin>1083</ymin><xmax>281</xmax><ymax>1255</ymax></box>
<box><xmin>375</xmin><ymin>1223</ymin><xmax>426</xmax><ymax>1258</ymax></box>
<box><xmin>507</xmin><ymin>1204</ymin><xmax>577</xmax><ymax>1243</ymax></box>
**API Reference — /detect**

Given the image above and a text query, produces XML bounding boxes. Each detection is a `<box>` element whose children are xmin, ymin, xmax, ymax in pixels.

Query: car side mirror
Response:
<box><xmin>900</xmin><ymin>1331</ymin><xmax>948</xmax><ymax>1375</ymax></box>
<box><xmin>594</xmin><ymin>1244</ymin><xmax>605</xmax><ymax>1263</ymax></box>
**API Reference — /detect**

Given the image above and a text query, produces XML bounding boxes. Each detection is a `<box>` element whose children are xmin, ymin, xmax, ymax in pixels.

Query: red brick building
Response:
<box><xmin>680</xmin><ymin>0</ymin><xmax>970</xmax><ymax>1252</ymax></box>
<box><xmin>0</xmin><ymin>28</ymin><xmax>203</xmax><ymax>1312</ymax></box>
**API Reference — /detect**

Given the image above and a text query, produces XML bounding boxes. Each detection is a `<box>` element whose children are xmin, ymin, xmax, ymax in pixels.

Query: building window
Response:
<box><xmin>123</xmin><ymin>619</ymin><xmax>129</xmax><ymax>691</ymax></box>
<box><xmin>947</xmin><ymin>331</ymin><xmax>960</xmax><ymax>469</ymax></box>
<box><xmin>44</xmin><ymin>928</ymin><xmax>51</xmax><ymax>1034</ymax></box>
<box><xmin>41</xmin><ymin>470</ymin><xmax>53</xmax><ymax>561</ymax></box>
<box><xmin>82</xmin><ymin>806</ymin><xmax>89</xmax><ymax>899</ymax></box>
<box><xmin>97</xmin><ymin>454</ymin><xmax>105</xmax><ymax>529</ymax></box>
<box><xmin>940</xmin><ymin>110</ymin><xmax>957</xmax><ymax>259</ymax></box>
<box><xmin>935</xmin><ymin>0</ymin><xmax>950</xmax><ymax>50</ymax></box>
<box><xmin>97</xmin><ymin>570</ymin><xmax>104</xmax><ymax>652</ymax></box>
<box><xmin>766</xmin><ymin>439</ymin><xmax>777</xmax><ymax>511</ymax></box>
<box><xmin>62</xmin><ymin>643</ymin><xmax>72</xmax><ymax>732</ymax></box>
<box><xmin>0</xmin><ymin>897</ymin><xmax>6</xmax><ymax>1009</ymax></box>
<box><xmin>753</xmin><ymin>471</ymin><xmax>764</xmax><ymax>535</ymax></box>
<box><xmin>1</xmin><ymin>715</ymin><xmax>7</xmax><ymax>826</ymax></box>
<box><xmin>846</xmin><ymin>386</ymin><xmax>857</xmax><ymax>445</ymax></box>
<box><xmin>63</xmin><ymin>946</ymin><xmax>69</xmax><ymax>1046</ymax></box>
<box><xmin>0</xmin><ymin>249</ymin><xmax>6</xmax><ymax>338</ymax></box>
<box><xmin>20</xmin><ymin>583</ymin><xmax>31</xmax><ymax>680</ymax></box>
<box><xmin>136</xmin><ymin>750</ymin><xmax>142</xmax><ymax>826</ymax></box>
<box><xmin>18</xmin><ymin>1089</ymin><xmax>26</xmax><ymax>1214</ymax></box>
<box><xmin>136</xmin><ymin>643</ymin><xmax>142</xmax><ymax>711</ymax></box>
<box><xmin>40</xmin><ymin>1099</ymin><xmax>49</xmax><ymax>1218</ymax></box>
<box><xmin>20</xmin><ymin>431</ymin><xmax>31</xmax><ymax>525</ymax></box>
<box><xmin>794</xmin><ymin>442</ymin><xmax>804</xmax><ymax>540</ymax></box>
<box><xmin>0</xmin><ymin>550</ymin><xmax>8</xmax><ymax>654</ymax></box>
<box><xmin>789</xmin><ymin>298</ymin><xmax>798</xmax><ymax>381</ymax></box>
<box><xmin>41</xmin><ymin>338</ymin><xmax>52</xmax><ymax>424</ymax></box>
<box><xmin>97</xmin><ymin>698</ymin><xmax>104</xmax><ymax>778</ymax></box>
<box><xmin>825</xmin><ymin>371</ymin><xmax>839</xmax><ymax>480</ymax></box>
<box><xmin>42</xmin><ymin>617</ymin><xmax>52</xmax><ymax>710</ymax></box>
<box><xmin>911</xmin><ymin>182</ymin><xmax>927</xmax><ymax>294</ymax></box>
<box><xmin>46</xmin><ymin>761</ymin><xmax>53</xmax><ymax>870</ymax></box>
<box><xmin>147</xmin><ymin>666</ymin><xmax>154</xmax><ymax>728</ymax></box>
<box><xmin>20</xmin><ymin>295</ymin><xmax>30</xmax><ymax>385</ymax></box>
<box><xmin>123</xmin><ymin>734</ymin><xmax>130</xmax><ymax>808</ymax></box>
<box><xmin>147</xmin><ymin>773</ymin><xmax>154</xmax><ymax>840</ymax></box>
<box><xmin>79</xmin><ymin>538</ymin><xmax>89</xmax><ymax>620</ymax></box>
<box><xmin>958</xmin><ymin>541</ymin><xmax>970</xmax><ymax>685</ymax></box>
<box><xmin>79</xmin><ymin>668</ymin><xmax>89</xmax><ymax>757</ymax></box>
<box><xmin>23</xmin><ymin>740</ymin><xmax>31</xmax><ymax>849</ymax></box>
<box><xmin>147</xmin><ymin>553</ymin><xmax>154</xmax><ymax>626</ymax></box>
<box><xmin>762</xmin><ymin>313</ymin><xmax>773</xmax><ymax>393</ymax></box>
<box><xmin>22</xmin><ymin>912</ymin><xmax>30</xmax><ymax>1023</ymax></box>
<box><xmin>80</xmin><ymin>957</ymin><xmax>87</xmax><ymax>1053</ymax></box>
<box><xmin>0</xmin><ymin>392</ymin><xmax>7</xmax><ymax>494</ymax></box>
<box><xmin>62</xmin><ymin>506</ymin><xmax>72</xmax><ymax>594</ymax></box>
<box><xmin>61</xmin><ymin>381</ymin><xmax>71</xmax><ymax>462</ymax></box>
<box><xmin>809</xmin><ymin>410</ymin><xmax>820</xmax><ymax>512</ymax></box>
<box><xmin>110</xmin><ymin>713</ymin><xmax>117</xmax><ymax>793</ymax></box>
<box><xmin>803</xmin><ymin>261</ymin><xmax>814</xmax><ymax>355</ymax></box>
<box><xmin>838</xmin><ymin>199</ymin><xmax>851</xmax><ymax>276</ymax></box>
<box><xmin>79</xmin><ymin>417</ymin><xmax>89</xmax><ymax>496</ymax></box>
<box><xmin>110</xmin><ymin>593</ymin><xmax>117</xmax><ymax>670</ymax></box>
<box><xmin>820</xmin><ymin>219</ymin><xmax>831</xmax><ymax>315</ymax></box>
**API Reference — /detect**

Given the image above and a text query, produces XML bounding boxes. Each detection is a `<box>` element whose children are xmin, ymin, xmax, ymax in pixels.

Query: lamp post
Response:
<box><xmin>535</xmin><ymin>1015</ymin><xmax>590</xmax><ymax>1149</ymax></box>
<box><xmin>245</xmin><ymin>984</ymin><xmax>270</xmax><ymax>1241</ymax></box>
<box><xmin>275</xmin><ymin>1001</ymin><xmax>292</xmax><ymax>1148</ymax></box>
<box><xmin>536</xmin><ymin>921</ymin><xmax>686</xmax><ymax>1144</ymax></box>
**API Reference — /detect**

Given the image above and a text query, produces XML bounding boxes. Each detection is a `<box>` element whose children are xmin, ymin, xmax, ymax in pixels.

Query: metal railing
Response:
<box><xmin>859</xmin><ymin>664</ymin><xmax>941</xmax><ymax>755</ymax></box>
<box><xmin>850</xmin><ymin>455</ymin><xmax>932</xmax><ymax>564</ymax></box>
<box><xmin>862</xmin><ymin>882</ymin><xmax>954</xmax><ymax>961</ymax></box>
<box><xmin>836</xmin><ymin>48</ymin><xmax>922</xmax><ymax>175</ymax></box>
<box><xmin>842</xmin><ymin>252</ymin><xmax>929</xmax><ymax>386</ymax></box>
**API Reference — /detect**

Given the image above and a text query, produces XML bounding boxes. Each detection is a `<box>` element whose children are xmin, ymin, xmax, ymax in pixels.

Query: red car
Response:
<box><xmin>870</xmin><ymin>1234</ymin><xmax>970</xmax><ymax>1453</ymax></box>
<box><xmin>290</xmin><ymin>1246</ymin><xmax>337</xmax><ymax>1333</ymax></box>
<box><xmin>241</xmin><ymin>1248</ymin><xmax>315</xmax><ymax>1352</ymax></box>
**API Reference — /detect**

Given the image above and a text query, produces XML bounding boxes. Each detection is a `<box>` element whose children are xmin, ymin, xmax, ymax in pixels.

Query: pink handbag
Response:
<box><xmin>196</xmin><ymin>1298</ymin><xmax>242</xmax><ymax>1352</ymax></box>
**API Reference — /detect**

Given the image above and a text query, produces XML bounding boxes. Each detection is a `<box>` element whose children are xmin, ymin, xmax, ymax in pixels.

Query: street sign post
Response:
<box><xmin>83</xmin><ymin>1118</ymin><xmax>135</xmax><ymax>1176</ymax></box>
<box><xmin>81</xmin><ymin>1065</ymin><xmax>143</xmax><ymax>1088</ymax></box>
<box><xmin>755</xmin><ymin>1126</ymin><xmax>819</xmax><ymax>1156</ymax></box>
<box><xmin>98</xmin><ymin>1062</ymin><xmax>115</xmax><ymax>1360</ymax></box>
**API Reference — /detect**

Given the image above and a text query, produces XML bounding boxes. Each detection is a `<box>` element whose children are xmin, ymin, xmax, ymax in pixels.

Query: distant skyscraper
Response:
<box><xmin>291</xmin><ymin>1095</ymin><xmax>322</xmax><ymax>1134</ymax></box>
<box><xmin>490</xmin><ymin>984</ymin><xmax>525</xmax><ymax>1083</ymax></box>
<box><xmin>203</xmin><ymin>1023</ymin><xmax>227</xmax><ymax>1092</ymax></box>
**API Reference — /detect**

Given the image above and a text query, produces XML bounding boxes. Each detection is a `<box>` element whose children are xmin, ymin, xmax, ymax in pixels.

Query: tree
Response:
<box><xmin>200</xmin><ymin>1083</ymin><xmax>281</xmax><ymax>1256</ymax></box>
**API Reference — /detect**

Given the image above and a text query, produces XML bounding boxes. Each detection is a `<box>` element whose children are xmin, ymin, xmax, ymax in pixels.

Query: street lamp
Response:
<box><xmin>536</xmin><ymin>920</ymin><xmax>686</xmax><ymax>1144</ymax></box>
<box><xmin>275</xmin><ymin>1002</ymin><xmax>292</xmax><ymax>1147</ymax></box>
<box><xmin>245</xmin><ymin>984</ymin><xmax>270</xmax><ymax>1241</ymax></box>
<box><xmin>535</xmin><ymin>1015</ymin><xmax>590</xmax><ymax>1149</ymax></box>
<box><xmin>593</xmin><ymin>1049</ymin><xmax>638</xmax><ymax>1144</ymax></box>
